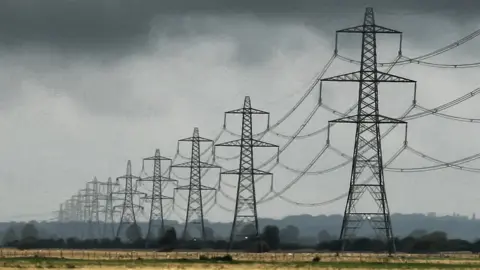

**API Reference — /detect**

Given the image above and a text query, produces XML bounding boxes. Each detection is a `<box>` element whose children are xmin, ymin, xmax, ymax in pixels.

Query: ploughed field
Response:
<box><xmin>0</xmin><ymin>249</ymin><xmax>480</xmax><ymax>269</ymax></box>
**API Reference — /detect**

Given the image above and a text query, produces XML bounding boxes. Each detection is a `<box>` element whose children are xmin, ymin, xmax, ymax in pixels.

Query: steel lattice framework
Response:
<box><xmin>86</xmin><ymin>177</ymin><xmax>101</xmax><ymax>239</ymax></box>
<box><xmin>98</xmin><ymin>177</ymin><xmax>120</xmax><ymax>239</ymax></box>
<box><xmin>321</xmin><ymin>8</ymin><xmax>416</xmax><ymax>254</ymax></box>
<box><xmin>72</xmin><ymin>193</ymin><xmax>83</xmax><ymax>223</ymax></box>
<box><xmin>172</xmin><ymin>128</ymin><xmax>220</xmax><ymax>241</ymax></box>
<box><xmin>79</xmin><ymin>187</ymin><xmax>93</xmax><ymax>239</ymax></box>
<box><xmin>141</xmin><ymin>149</ymin><xmax>178</xmax><ymax>244</ymax></box>
<box><xmin>216</xmin><ymin>96</ymin><xmax>279</xmax><ymax>251</ymax></box>
<box><xmin>114</xmin><ymin>160</ymin><xmax>145</xmax><ymax>240</ymax></box>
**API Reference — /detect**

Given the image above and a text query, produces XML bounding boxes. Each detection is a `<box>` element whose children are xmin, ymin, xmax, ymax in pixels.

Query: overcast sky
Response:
<box><xmin>1</xmin><ymin>0</ymin><xmax>480</xmax><ymax>223</ymax></box>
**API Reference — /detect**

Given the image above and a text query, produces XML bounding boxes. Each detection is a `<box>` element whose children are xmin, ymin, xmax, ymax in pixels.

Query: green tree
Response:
<box><xmin>279</xmin><ymin>225</ymin><xmax>300</xmax><ymax>243</ymax></box>
<box><xmin>21</xmin><ymin>222</ymin><xmax>39</xmax><ymax>241</ymax></box>
<box><xmin>262</xmin><ymin>225</ymin><xmax>280</xmax><ymax>250</ymax></box>
<box><xmin>408</xmin><ymin>229</ymin><xmax>428</xmax><ymax>239</ymax></box>
<box><xmin>240</xmin><ymin>224</ymin><xmax>256</xmax><ymax>238</ymax></box>
<box><xmin>317</xmin><ymin>229</ymin><xmax>332</xmax><ymax>243</ymax></box>
<box><xmin>125</xmin><ymin>223</ymin><xmax>142</xmax><ymax>242</ymax></box>
<box><xmin>204</xmin><ymin>227</ymin><xmax>215</xmax><ymax>241</ymax></box>
<box><xmin>159</xmin><ymin>227</ymin><xmax>177</xmax><ymax>246</ymax></box>
<box><xmin>2</xmin><ymin>227</ymin><xmax>18</xmax><ymax>245</ymax></box>
<box><xmin>422</xmin><ymin>231</ymin><xmax>448</xmax><ymax>242</ymax></box>
<box><xmin>182</xmin><ymin>229</ymin><xmax>192</xmax><ymax>241</ymax></box>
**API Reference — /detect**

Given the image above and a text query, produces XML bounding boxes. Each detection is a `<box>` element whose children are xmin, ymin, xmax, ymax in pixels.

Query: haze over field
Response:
<box><xmin>0</xmin><ymin>0</ymin><xmax>480</xmax><ymax>222</ymax></box>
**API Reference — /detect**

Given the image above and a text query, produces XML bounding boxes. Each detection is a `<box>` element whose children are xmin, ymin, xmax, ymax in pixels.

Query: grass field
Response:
<box><xmin>0</xmin><ymin>249</ymin><xmax>479</xmax><ymax>269</ymax></box>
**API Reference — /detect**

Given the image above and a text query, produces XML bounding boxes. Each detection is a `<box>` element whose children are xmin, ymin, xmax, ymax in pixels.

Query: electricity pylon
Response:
<box><xmin>72</xmin><ymin>193</ymin><xmax>83</xmax><ymax>222</ymax></box>
<box><xmin>216</xmin><ymin>96</ymin><xmax>279</xmax><ymax>251</ymax></box>
<box><xmin>140</xmin><ymin>149</ymin><xmax>178</xmax><ymax>245</ymax></box>
<box><xmin>79</xmin><ymin>187</ymin><xmax>93</xmax><ymax>239</ymax></box>
<box><xmin>57</xmin><ymin>203</ymin><xmax>65</xmax><ymax>223</ymax></box>
<box><xmin>172</xmin><ymin>128</ymin><xmax>220</xmax><ymax>241</ymax></box>
<box><xmin>320</xmin><ymin>7</ymin><xmax>416</xmax><ymax>254</ymax></box>
<box><xmin>98</xmin><ymin>177</ymin><xmax>120</xmax><ymax>239</ymax></box>
<box><xmin>114</xmin><ymin>160</ymin><xmax>146</xmax><ymax>240</ymax></box>
<box><xmin>64</xmin><ymin>198</ymin><xmax>75</xmax><ymax>222</ymax></box>
<box><xmin>87</xmin><ymin>177</ymin><xmax>101</xmax><ymax>239</ymax></box>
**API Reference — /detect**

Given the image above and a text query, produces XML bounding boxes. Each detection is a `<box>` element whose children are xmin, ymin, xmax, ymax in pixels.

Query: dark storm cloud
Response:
<box><xmin>0</xmin><ymin>0</ymin><xmax>478</xmax><ymax>53</ymax></box>
<box><xmin>0</xmin><ymin>0</ymin><xmax>478</xmax><ymax>115</ymax></box>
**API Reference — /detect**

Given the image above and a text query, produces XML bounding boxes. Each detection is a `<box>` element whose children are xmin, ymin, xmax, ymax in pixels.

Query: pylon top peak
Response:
<box><xmin>126</xmin><ymin>160</ymin><xmax>132</xmax><ymax>175</ymax></box>
<box><xmin>243</xmin><ymin>96</ymin><xmax>252</xmax><ymax>108</ymax></box>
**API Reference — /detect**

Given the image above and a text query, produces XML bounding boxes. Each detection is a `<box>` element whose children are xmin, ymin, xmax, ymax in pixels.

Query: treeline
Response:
<box><xmin>4</xmin><ymin>223</ymin><xmax>480</xmax><ymax>253</ymax></box>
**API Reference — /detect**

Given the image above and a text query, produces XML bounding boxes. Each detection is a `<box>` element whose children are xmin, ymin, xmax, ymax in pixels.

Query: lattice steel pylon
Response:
<box><xmin>172</xmin><ymin>128</ymin><xmax>220</xmax><ymax>241</ymax></box>
<box><xmin>57</xmin><ymin>203</ymin><xmax>65</xmax><ymax>223</ymax></box>
<box><xmin>114</xmin><ymin>160</ymin><xmax>145</xmax><ymax>240</ymax></box>
<box><xmin>320</xmin><ymin>8</ymin><xmax>416</xmax><ymax>254</ymax></box>
<box><xmin>140</xmin><ymin>149</ymin><xmax>178</xmax><ymax>245</ymax></box>
<box><xmin>64</xmin><ymin>199</ymin><xmax>75</xmax><ymax>222</ymax></box>
<box><xmin>98</xmin><ymin>177</ymin><xmax>120</xmax><ymax>239</ymax></box>
<box><xmin>87</xmin><ymin>177</ymin><xmax>101</xmax><ymax>239</ymax></box>
<box><xmin>72</xmin><ymin>193</ymin><xmax>83</xmax><ymax>222</ymax></box>
<box><xmin>79</xmin><ymin>187</ymin><xmax>93</xmax><ymax>239</ymax></box>
<box><xmin>215</xmin><ymin>96</ymin><xmax>279</xmax><ymax>251</ymax></box>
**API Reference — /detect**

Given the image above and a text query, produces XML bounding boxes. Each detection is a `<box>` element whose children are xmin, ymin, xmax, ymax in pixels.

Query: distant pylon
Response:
<box><xmin>72</xmin><ymin>193</ymin><xmax>83</xmax><ymax>222</ymax></box>
<box><xmin>114</xmin><ymin>160</ymin><xmax>145</xmax><ymax>240</ymax></box>
<box><xmin>215</xmin><ymin>96</ymin><xmax>279</xmax><ymax>251</ymax></box>
<box><xmin>320</xmin><ymin>7</ymin><xmax>416</xmax><ymax>254</ymax></box>
<box><xmin>57</xmin><ymin>203</ymin><xmax>65</xmax><ymax>223</ymax></box>
<box><xmin>172</xmin><ymin>128</ymin><xmax>220</xmax><ymax>241</ymax></box>
<box><xmin>64</xmin><ymin>198</ymin><xmax>75</xmax><ymax>222</ymax></box>
<box><xmin>140</xmin><ymin>149</ymin><xmax>178</xmax><ymax>245</ymax></box>
<box><xmin>87</xmin><ymin>177</ymin><xmax>101</xmax><ymax>239</ymax></box>
<box><xmin>79</xmin><ymin>187</ymin><xmax>93</xmax><ymax>239</ymax></box>
<box><xmin>98</xmin><ymin>177</ymin><xmax>120</xmax><ymax>239</ymax></box>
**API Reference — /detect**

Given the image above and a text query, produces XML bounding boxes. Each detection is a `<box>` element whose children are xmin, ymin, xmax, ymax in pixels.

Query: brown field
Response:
<box><xmin>0</xmin><ymin>249</ymin><xmax>480</xmax><ymax>269</ymax></box>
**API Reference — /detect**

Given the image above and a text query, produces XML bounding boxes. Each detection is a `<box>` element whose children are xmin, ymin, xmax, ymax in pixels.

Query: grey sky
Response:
<box><xmin>1</xmin><ymin>0</ymin><xmax>480</xmax><ymax>223</ymax></box>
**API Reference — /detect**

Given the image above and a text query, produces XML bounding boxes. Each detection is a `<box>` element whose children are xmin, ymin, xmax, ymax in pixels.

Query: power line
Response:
<box><xmin>336</xmin><ymin>28</ymin><xmax>480</xmax><ymax>67</ymax></box>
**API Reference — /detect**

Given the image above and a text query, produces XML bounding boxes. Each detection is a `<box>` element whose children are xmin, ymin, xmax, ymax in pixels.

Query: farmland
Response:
<box><xmin>0</xmin><ymin>249</ymin><xmax>480</xmax><ymax>269</ymax></box>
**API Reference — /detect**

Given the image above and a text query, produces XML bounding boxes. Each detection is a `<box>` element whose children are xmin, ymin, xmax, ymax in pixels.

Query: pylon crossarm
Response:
<box><xmin>140</xmin><ymin>175</ymin><xmax>179</xmax><ymax>182</ymax></box>
<box><xmin>179</xmin><ymin>136</ymin><xmax>214</xmax><ymax>142</ymax></box>
<box><xmin>114</xmin><ymin>203</ymin><xmax>144</xmax><ymax>209</ymax></box>
<box><xmin>144</xmin><ymin>155</ymin><xmax>171</xmax><ymax>161</ymax></box>
<box><xmin>251</xmin><ymin>139</ymin><xmax>278</xmax><ymax>148</ymax></box>
<box><xmin>175</xmin><ymin>184</ymin><xmax>214</xmax><ymax>191</ymax></box>
<box><xmin>329</xmin><ymin>115</ymin><xmax>407</xmax><ymax>124</ymax></box>
<box><xmin>337</xmin><ymin>25</ymin><xmax>400</xmax><ymax>34</ymax></box>
<box><xmin>172</xmin><ymin>161</ymin><xmax>220</xmax><ymax>169</ymax></box>
<box><xmin>377</xmin><ymin>71</ymin><xmax>416</xmax><ymax>83</ymax></box>
<box><xmin>111</xmin><ymin>190</ymin><xmax>146</xmax><ymax>196</ymax></box>
<box><xmin>322</xmin><ymin>71</ymin><xmax>415</xmax><ymax>83</ymax></box>
<box><xmin>221</xmin><ymin>168</ymin><xmax>272</xmax><ymax>175</ymax></box>
<box><xmin>116</xmin><ymin>175</ymin><xmax>140</xmax><ymax>180</ymax></box>
<box><xmin>216</xmin><ymin>139</ymin><xmax>241</xmax><ymax>147</ymax></box>
<box><xmin>225</xmin><ymin>108</ymin><xmax>269</xmax><ymax>115</ymax></box>
<box><xmin>143</xmin><ymin>194</ymin><xmax>173</xmax><ymax>200</ymax></box>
